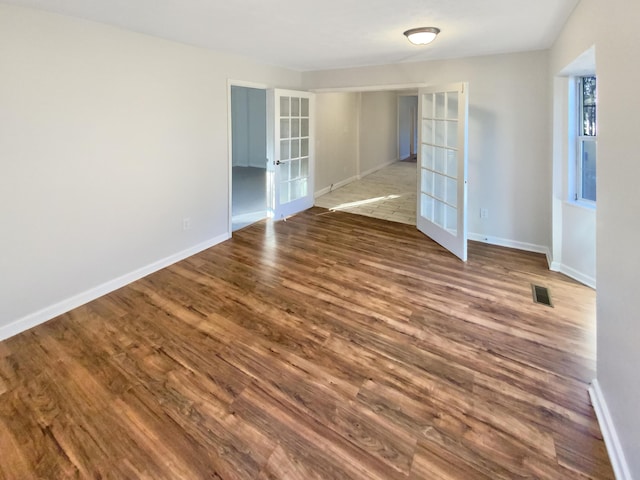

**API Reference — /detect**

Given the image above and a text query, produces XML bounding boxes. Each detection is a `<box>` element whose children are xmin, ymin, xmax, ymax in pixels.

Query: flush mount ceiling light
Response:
<box><xmin>403</xmin><ymin>27</ymin><xmax>441</xmax><ymax>45</ymax></box>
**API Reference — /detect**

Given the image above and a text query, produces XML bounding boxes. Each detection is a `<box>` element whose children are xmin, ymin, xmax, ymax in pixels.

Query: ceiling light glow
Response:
<box><xmin>403</xmin><ymin>27</ymin><xmax>440</xmax><ymax>45</ymax></box>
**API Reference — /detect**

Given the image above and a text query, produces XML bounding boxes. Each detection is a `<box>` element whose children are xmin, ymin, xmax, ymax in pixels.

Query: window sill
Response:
<box><xmin>565</xmin><ymin>200</ymin><xmax>596</xmax><ymax>212</ymax></box>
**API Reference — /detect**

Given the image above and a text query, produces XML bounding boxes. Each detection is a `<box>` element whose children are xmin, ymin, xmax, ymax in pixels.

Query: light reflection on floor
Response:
<box><xmin>315</xmin><ymin>162</ymin><xmax>417</xmax><ymax>225</ymax></box>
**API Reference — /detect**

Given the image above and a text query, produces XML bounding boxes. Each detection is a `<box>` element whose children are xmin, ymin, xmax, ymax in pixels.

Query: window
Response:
<box><xmin>576</xmin><ymin>76</ymin><xmax>597</xmax><ymax>203</ymax></box>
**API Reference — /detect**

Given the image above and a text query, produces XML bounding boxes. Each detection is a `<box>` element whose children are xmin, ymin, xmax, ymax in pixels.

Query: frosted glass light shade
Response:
<box><xmin>404</xmin><ymin>27</ymin><xmax>440</xmax><ymax>45</ymax></box>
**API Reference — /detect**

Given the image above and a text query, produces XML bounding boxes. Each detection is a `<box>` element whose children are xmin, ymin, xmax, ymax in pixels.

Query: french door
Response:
<box><xmin>417</xmin><ymin>83</ymin><xmax>469</xmax><ymax>261</ymax></box>
<box><xmin>267</xmin><ymin>89</ymin><xmax>315</xmax><ymax>220</ymax></box>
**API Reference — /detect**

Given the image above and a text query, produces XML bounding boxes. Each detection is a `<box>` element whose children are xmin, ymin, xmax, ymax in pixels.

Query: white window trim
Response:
<box><xmin>569</xmin><ymin>75</ymin><xmax>597</xmax><ymax>209</ymax></box>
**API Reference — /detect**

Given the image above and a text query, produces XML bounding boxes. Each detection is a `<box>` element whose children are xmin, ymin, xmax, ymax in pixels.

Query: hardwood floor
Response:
<box><xmin>0</xmin><ymin>207</ymin><xmax>613</xmax><ymax>479</ymax></box>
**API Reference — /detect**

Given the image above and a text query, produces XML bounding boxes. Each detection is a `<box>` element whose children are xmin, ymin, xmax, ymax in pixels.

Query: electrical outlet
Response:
<box><xmin>182</xmin><ymin>217</ymin><xmax>191</xmax><ymax>231</ymax></box>
<box><xmin>480</xmin><ymin>208</ymin><xmax>489</xmax><ymax>219</ymax></box>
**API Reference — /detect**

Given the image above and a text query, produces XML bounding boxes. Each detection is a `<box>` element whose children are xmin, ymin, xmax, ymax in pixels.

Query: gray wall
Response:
<box><xmin>315</xmin><ymin>90</ymin><xmax>402</xmax><ymax>196</ymax></box>
<box><xmin>315</xmin><ymin>92</ymin><xmax>359</xmax><ymax>192</ymax></box>
<box><xmin>231</xmin><ymin>86</ymin><xmax>267</xmax><ymax>168</ymax></box>
<box><xmin>398</xmin><ymin>95</ymin><xmax>418</xmax><ymax>160</ymax></box>
<box><xmin>358</xmin><ymin>91</ymin><xmax>399</xmax><ymax>175</ymax></box>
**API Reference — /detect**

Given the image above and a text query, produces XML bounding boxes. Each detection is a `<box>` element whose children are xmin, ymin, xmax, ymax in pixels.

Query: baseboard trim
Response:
<box><xmin>315</xmin><ymin>186</ymin><xmax>331</xmax><ymax>198</ymax></box>
<box><xmin>546</xmin><ymin>257</ymin><xmax>595</xmax><ymax>288</ymax></box>
<box><xmin>315</xmin><ymin>175</ymin><xmax>359</xmax><ymax>198</ymax></box>
<box><xmin>358</xmin><ymin>158</ymin><xmax>398</xmax><ymax>179</ymax></box>
<box><xmin>589</xmin><ymin>379</ymin><xmax>633</xmax><ymax>480</ymax></box>
<box><xmin>546</xmin><ymin>251</ymin><xmax>556</xmax><ymax>270</ymax></box>
<box><xmin>468</xmin><ymin>234</ymin><xmax>598</xmax><ymax>287</ymax></box>
<box><xmin>232</xmin><ymin>211</ymin><xmax>268</xmax><ymax>223</ymax></box>
<box><xmin>468</xmin><ymin>233</ymin><xmax>549</xmax><ymax>256</ymax></box>
<box><xmin>560</xmin><ymin>264</ymin><xmax>596</xmax><ymax>289</ymax></box>
<box><xmin>0</xmin><ymin>233</ymin><xmax>230</xmax><ymax>342</ymax></box>
<box><xmin>314</xmin><ymin>159</ymin><xmax>401</xmax><ymax>198</ymax></box>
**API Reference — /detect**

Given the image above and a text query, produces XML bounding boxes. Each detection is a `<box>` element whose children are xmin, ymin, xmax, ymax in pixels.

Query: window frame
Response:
<box><xmin>574</xmin><ymin>75</ymin><xmax>597</xmax><ymax>207</ymax></box>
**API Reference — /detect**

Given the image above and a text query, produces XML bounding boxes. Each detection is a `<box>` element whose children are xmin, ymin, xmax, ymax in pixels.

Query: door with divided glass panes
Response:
<box><xmin>417</xmin><ymin>83</ymin><xmax>469</xmax><ymax>261</ymax></box>
<box><xmin>268</xmin><ymin>89</ymin><xmax>314</xmax><ymax>220</ymax></box>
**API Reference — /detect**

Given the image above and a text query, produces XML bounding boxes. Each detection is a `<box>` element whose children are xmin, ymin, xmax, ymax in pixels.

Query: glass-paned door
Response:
<box><xmin>267</xmin><ymin>89</ymin><xmax>314</xmax><ymax>220</ymax></box>
<box><xmin>417</xmin><ymin>83</ymin><xmax>469</xmax><ymax>261</ymax></box>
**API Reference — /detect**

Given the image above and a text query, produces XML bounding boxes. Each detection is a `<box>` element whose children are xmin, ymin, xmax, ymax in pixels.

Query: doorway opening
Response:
<box><xmin>312</xmin><ymin>82</ymin><xmax>469</xmax><ymax>260</ymax></box>
<box><xmin>314</xmin><ymin>88</ymin><xmax>421</xmax><ymax>226</ymax></box>
<box><xmin>398</xmin><ymin>94</ymin><xmax>418</xmax><ymax>162</ymax></box>
<box><xmin>231</xmin><ymin>85</ymin><xmax>268</xmax><ymax>231</ymax></box>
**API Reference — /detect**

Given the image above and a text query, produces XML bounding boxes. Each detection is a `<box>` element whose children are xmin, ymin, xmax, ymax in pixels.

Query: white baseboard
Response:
<box><xmin>544</xmin><ymin>255</ymin><xmax>596</xmax><ymax>288</ymax></box>
<box><xmin>314</xmin><ymin>159</ymin><xmax>401</xmax><ymax>198</ymax></box>
<box><xmin>468</xmin><ymin>235</ymin><xmax>596</xmax><ymax>288</ymax></box>
<box><xmin>468</xmin><ymin>232</ymin><xmax>549</xmax><ymax>255</ymax></box>
<box><xmin>315</xmin><ymin>175</ymin><xmax>359</xmax><ymax>198</ymax></box>
<box><xmin>469</xmin><ymin>234</ymin><xmax>574</xmax><ymax>281</ymax></box>
<box><xmin>232</xmin><ymin>211</ymin><xmax>267</xmax><ymax>223</ymax></box>
<box><xmin>314</xmin><ymin>186</ymin><xmax>330</xmax><ymax>198</ymax></box>
<box><xmin>559</xmin><ymin>264</ymin><xmax>596</xmax><ymax>289</ymax></box>
<box><xmin>0</xmin><ymin>233</ymin><xmax>230</xmax><ymax>342</ymax></box>
<box><xmin>589</xmin><ymin>379</ymin><xmax>633</xmax><ymax>480</ymax></box>
<box><xmin>546</xmin><ymin>251</ymin><xmax>556</xmax><ymax>270</ymax></box>
<box><xmin>358</xmin><ymin>158</ymin><xmax>399</xmax><ymax>179</ymax></box>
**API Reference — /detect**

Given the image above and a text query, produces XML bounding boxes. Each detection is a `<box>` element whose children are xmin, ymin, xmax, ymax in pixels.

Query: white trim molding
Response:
<box><xmin>589</xmin><ymin>379</ymin><xmax>633</xmax><ymax>480</ymax></box>
<box><xmin>548</xmin><ymin>258</ymin><xmax>596</xmax><ymax>289</ymax></box>
<box><xmin>314</xmin><ymin>158</ymin><xmax>399</xmax><ymax>199</ymax></box>
<box><xmin>358</xmin><ymin>158</ymin><xmax>399</xmax><ymax>180</ymax></box>
<box><xmin>310</xmin><ymin>82</ymin><xmax>429</xmax><ymax>94</ymax></box>
<box><xmin>468</xmin><ymin>232</ymin><xmax>549</xmax><ymax>256</ymax></box>
<box><xmin>0</xmin><ymin>233</ymin><xmax>230</xmax><ymax>342</ymax></box>
<box><xmin>314</xmin><ymin>175</ymin><xmax>359</xmax><ymax>198</ymax></box>
<box><xmin>559</xmin><ymin>263</ymin><xmax>595</xmax><ymax>289</ymax></box>
<box><xmin>467</xmin><ymin>234</ymin><xmax>597</xmax><ymax>288</ymax></box>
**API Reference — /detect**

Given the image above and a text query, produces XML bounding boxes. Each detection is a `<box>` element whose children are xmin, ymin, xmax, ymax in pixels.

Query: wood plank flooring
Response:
<box><xmin>0</xmin><ymin>207</ymin><xmax>613</xmax><ymax>479</ymax></box>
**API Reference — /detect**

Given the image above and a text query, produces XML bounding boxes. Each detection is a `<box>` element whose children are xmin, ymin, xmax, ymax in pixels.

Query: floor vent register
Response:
<box><xmin>531</xmin><ymin>284</ymin><xmax>553</xmax><ymax>307</ymax></box>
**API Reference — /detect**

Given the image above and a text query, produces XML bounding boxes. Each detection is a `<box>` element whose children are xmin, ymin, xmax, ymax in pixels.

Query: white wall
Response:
<box><xmin>561</xmin><ymin>203</ymin><xmax>596</xmax><ymax>284</ymax></box>
<box><xmin>231</xmin><ymin>86</ymin><xmax>267</xmax><ymax>168</ymax></box>
<box><xmin>398</xmin><ymin>95</ymin><xmax>418</xmax><ymax>160</ymax></box>
<box><xmin>304</xmin><ymin>51</ymin><xmax>551</xmax><ymax>252</ymax></box>
<box><xmin>0</xmin><ymin>4</ymin><xmax>301</xmax><ymax>336</ymax></box>
<box><xmin>359</xmin><ymin>91</ymin><xmax>399</xmax><ymax>176</ymax></box>
<box><xmin>552</xmin><ymin>0</ymin><xmax>640</xmax><ymax>477</ymax></box>
<box><xmin>314</xmin><ymin>92</ymin><xmax>359</xmax><ymax>193</ymax></box>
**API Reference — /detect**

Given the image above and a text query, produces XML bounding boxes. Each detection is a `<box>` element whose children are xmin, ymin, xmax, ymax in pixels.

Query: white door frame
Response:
<box><xmin>310</xmin><ymin>82</ymin><xmax>431</xmax><ymax>94</ymax></box>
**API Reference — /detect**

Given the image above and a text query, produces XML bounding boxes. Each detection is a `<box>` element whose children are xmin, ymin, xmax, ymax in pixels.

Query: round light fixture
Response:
<box><xmin>403</xmin><ymin>27</ymin><xmax>441</xmax><ymax>45</ymax></box>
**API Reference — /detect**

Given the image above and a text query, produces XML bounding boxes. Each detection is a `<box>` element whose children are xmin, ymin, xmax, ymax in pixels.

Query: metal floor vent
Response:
<box><xmin>532</xmin><ymin>284</ymin><xmax>553</xmax><ymax>307</ymax></box>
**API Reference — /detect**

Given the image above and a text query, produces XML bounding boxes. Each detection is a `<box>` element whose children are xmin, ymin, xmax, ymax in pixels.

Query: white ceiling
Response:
<box><xmin>2</xmin><ymin>0</ymin><xmax>579</xmax><ymax>71</ymax></box>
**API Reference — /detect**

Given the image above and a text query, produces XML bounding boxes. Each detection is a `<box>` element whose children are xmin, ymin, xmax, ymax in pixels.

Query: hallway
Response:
<box><xmin>315</xmin><ymin>161</ymin><xmax>417</xmax><ymax>225</ymax></box>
